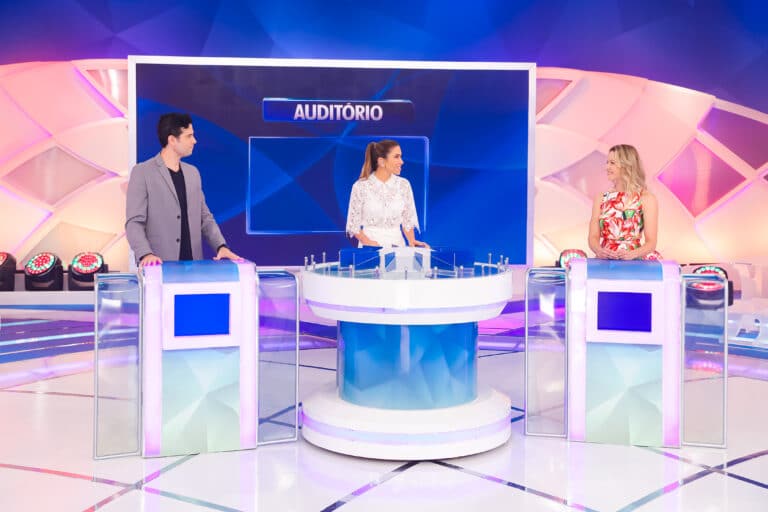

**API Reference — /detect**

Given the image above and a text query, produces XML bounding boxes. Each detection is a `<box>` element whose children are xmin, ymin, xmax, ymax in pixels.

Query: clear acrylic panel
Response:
<box><xmin>93</xmin><ymin>273</ymin><xmax>141</xmax><ymax>459</ymax></box>
<box><xmin>682</xmin><ymin>273</ymin><xmax>728</xmax><ymax>447</ymax></box>
<box><xmin>525</xmin><ymin>267</ymin><xmax>567</xmax><ymax>437</ymax></box>
<box><xmin>258</xmin><ymin>270</ymin><xmax>299</xmax><ymax>444</ymax></box>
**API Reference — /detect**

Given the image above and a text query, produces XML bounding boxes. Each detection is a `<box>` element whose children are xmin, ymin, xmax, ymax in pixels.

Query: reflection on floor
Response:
<box><xmin>1</xmin><ymin>308</ymin><xmax>767</xmax><ymax>511</ymax></box>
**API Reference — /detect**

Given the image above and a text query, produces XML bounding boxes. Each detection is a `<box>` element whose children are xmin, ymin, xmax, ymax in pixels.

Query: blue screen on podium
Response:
<box><xmin>597</xmin><ymin>291</ymin><xmax>652</xmax><ymax>332</ymax></box>
<box><xmin>174</xmin><ymin>294</ymin><xmax>230</xmax><ymax>337</ymax></box>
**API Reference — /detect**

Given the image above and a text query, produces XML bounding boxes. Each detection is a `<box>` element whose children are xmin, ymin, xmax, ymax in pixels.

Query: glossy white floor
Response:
<box><xmin>1</xmin><ymin>348</ymin><xmax>767</xmax><ymax>512</ymax></box>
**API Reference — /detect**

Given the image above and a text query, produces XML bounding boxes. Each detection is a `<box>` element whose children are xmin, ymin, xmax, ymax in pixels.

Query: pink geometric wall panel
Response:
<box><xmin>55</xmin><ymin>179</ymin><xmax>127</xmax><ymax>235</ymax></box>
<box><xmin>650</xmin><ymin>185</ymin><xmax>715</xmax><ymax>262</ymax></box>
<box><xmin>699</xmin><ymin>107</ymin><xmax>768</xmax><ymax>170</ymax></box>
<box><xmin>100</xmin><ymin>236</ymin><xmax>129</xmax><ymax>272</ymax></box>
<box><xmin>599</xmin><ymin>91</ymin><xmax>697</xmax><ymax>174</ymax></box>
<box><xmin>544</xmin><ymin>150</ymin><xmax>609</xmax><ymax>200</ymax></box>
<box><xmin>643</xmin><ymin>81</ymin><xmax>715</xmax><ymax>128</ymax></box>
<box><xmin>536</xmin><ymin>78</ymin><xmax>570</xmax><ymax>114</ymax></box>
<box><xmin>0</xmin><ymin>186</ymin><xmax>50</xmax><ymax>252</ymax></box>
<box><xmin>642</xmin><ymin>81</ymin><xmax>713</xmax><ymax>130</ymax></box>
<box><xmin>86</xmin><ymin>69</ymin><xmax>128</xmax><ymax>110</ymax></box>
<box><xmin>532</xmin><ymin>68</ymin><xmax>767</xmax><ymax>266</ymax></box>
<box><xmin>533</xmin><ymin>180</ymin><xmax>591</xmax><ymax>234</ymax></box>
<box><xmin>533</xmin><ymin>237</ymin><xmax>557</xmax><ymax>266</ymax></box>
<box><xmin>0</xmin><ymin>88</ymin><xmax>50</xmax><ymax>164</ymax></box>
<box><xmin>0</xmin><ymin>62</ymin><xmax>44</xmax><ymax>78</ymax></box>
<box><xmin>657</xmin><ymin>140</ymin><xmax>746</xmax><ymax>217</ymax></box>
<box><xmin>538</xmin><ymin>73</ymin><xmax>644</xmax><ymax>140</ymax></box>
<box><xmin>54</xmin><ymin>118</ymin><xmax>129</xmax><ymax>176</ymax></box>
<box><xmin>542</xmin><ymin>222</ymin><xmax>591</xmax><ymax>256</ymax></box>
<box><xmin>21</xmin><ymin>222</ymin><xmax>115</xmax><ymax>267</ymax></box>
<box><xmin>2</xmin><ymin>146</ymin><xmax>105</xmax><ymax>205</ymax></box>
<box><xmin>0</xmin><ymin>59</ymin><xmax>129</xmax><ymax>268</ymax></box>
<box><xmin>658</xmin><ymin>228</ymin><xmax>715</xmax><ymax>263</ymax></box>
<box><xmin>696</xmin><ymin>182</ymin><xmax>768</xmax><ymax>261</ymax></box>
<box><xmin>534</xmin><ymin>124</ymin><xmax>596</xmax><ymax>178</ymax></box>
<box><xmin>0</xmin><ymin>62</ymin><xmax>122</xmax><ymax>134</ymax></box>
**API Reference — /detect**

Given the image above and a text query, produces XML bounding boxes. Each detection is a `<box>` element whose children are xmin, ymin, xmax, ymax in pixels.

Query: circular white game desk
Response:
<box><xmin>301</xmin><ymin>248</ymin><xmax>514</xmax><ymax>460</ymax></box>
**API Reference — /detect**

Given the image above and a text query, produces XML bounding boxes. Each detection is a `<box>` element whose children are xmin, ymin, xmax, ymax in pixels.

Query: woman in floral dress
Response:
<box><xmin>588</xmin><ymin>144</ymin><xmax>661</xmax><ymax>260</ymax></box>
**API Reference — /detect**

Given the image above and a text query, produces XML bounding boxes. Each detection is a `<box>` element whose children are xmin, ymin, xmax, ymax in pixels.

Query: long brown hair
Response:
<box><xmin>609</xmin><ymin>144</ymin><xmax>647</xmax><ymax>195</ymax></box>
<box><xmin>359</xmin><ymin>139</ymin><xmax>400</xmax><ymax>180</ymax></box>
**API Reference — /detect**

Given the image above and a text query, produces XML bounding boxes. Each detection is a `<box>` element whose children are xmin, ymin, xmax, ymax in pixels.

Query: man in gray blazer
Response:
<box><xmin>125</xmin><ymin>113</ymin><xmax>240</xmax><ymax>267</ymax></box>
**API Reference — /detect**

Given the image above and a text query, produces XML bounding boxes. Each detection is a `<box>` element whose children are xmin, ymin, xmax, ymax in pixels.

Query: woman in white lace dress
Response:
<box><xmin>346</xmin><ymin>139</ymin><xmax>428</xmax><ymax>248</ymax></box>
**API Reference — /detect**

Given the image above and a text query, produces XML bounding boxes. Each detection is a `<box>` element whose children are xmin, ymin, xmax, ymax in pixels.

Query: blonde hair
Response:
<box><xmin>359</xmin><ymin>139</ymin><xmax>399</xmax><ymax>180</ymax></box>
<box><xmin>609</xmin><ymin>144</ymin><xmax>647</xmax><ymax>195</ymax></box>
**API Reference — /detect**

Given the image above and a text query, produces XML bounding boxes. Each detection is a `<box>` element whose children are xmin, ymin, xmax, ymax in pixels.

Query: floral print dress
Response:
<box><xmin>599</xmin><ymin>191</ymin><xmax>661</xmax><ymax>260</ymax></box>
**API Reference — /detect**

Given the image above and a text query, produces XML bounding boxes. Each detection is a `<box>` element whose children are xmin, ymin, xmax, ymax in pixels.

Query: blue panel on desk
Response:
<box><xmin>174</xmin><ymin>294</ymin><xmax>230</xmax><ymax>336</ymax></box>
<box><xmin>384</xmin><ymin>252</ymin><xmax>397</xmax><ymax>272</ymax></box>
<box><xmin>161</xmin><ymin>347</ymin><xmax>241</xmax><ymax>455</ymax></box>
<box><xmin>338</xmin><ymin>321</ymin><xmax>478</xmax><ymax>409</ymax></box>
<box><xmin>340</xmin><ymin>248</ymin><xmax>379</xmax><ymax>270</ymax></box>
<box><xmin>431</xmin><ymin>248</ymin><xmax>474</xmax><ymax>270</ymax></box>
<box><xmin>162</xmin><ymin>261</ymin><xmax>240</xmax><ymax>283</ymax></box>
<box><xmin>585</xmin><ymin>342</ymin><xmax>662</xmax><ymax>446</ymax></box>
<box><xmin>587</xmin><ymin>259</ymin><xmax>662</xmax><ymax>281</ymax></box>
<box><xmin>414</xmin><ymin>252</ymin><xmax>423</xmax><ymax>271</ymax></box>
<box><xmin>597</xmin><ymin>292</ymin><xmax>652</xmax><ymax>332</ymax></box>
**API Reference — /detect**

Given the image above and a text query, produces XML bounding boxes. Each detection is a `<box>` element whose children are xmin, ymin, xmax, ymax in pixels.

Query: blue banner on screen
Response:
<box><xmin>134</xmin><ymin>60</ymin><xmax>532</xmax><ymax>265</ymax></box>
<box><xmin>174</xmin><ymin>294</ymin><xmax>231</xmax><ymax>337</ymax></box>
<box><xmin>262</xmin><ymin>99</ymin><xmax>414</xmax><ymax>124</ymax></box>
<box><xmin>597</xmin><ymin>292</ymin><xmax>652</xmax><ymax>332</ymax></box>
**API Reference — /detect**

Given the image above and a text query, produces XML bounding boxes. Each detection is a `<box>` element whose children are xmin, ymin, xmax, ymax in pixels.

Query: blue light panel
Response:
<box><xmin>597</xmin><ymin>291</ymin><xmax>652</xmax><ymax>332</ymax></box>
<box><xmin>174</xmin><ymin>293</ymin><xmax>230</xmax><ymax>337</ymax></box>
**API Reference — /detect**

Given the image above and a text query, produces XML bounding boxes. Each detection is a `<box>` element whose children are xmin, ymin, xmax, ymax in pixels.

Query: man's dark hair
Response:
<box><xmin>157</xmin><ymin>113</ymin><xmax>193</xmax><ymax>147</ymax></box>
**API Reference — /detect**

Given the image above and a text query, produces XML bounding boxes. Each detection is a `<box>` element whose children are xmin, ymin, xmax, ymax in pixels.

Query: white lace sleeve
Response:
<box><xmin>346</xmin><ymin>180</ymin><xmax>364</xmax><ymax>236</ymax></box>
<box><xmin>401</xmin><ymin>179</ymin><xmax>419</xmax><ymax>232</ymax></box>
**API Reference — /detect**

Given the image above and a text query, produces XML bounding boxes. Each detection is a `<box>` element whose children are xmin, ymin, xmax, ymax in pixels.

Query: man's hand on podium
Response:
<box><xmin>214</xmin><ymin>246</ymin><xmax>243</xmax><ymax>262</ymax></box>
<box><xmin>140</xmin><ymin>254</ymin><xmax>163</xmax><ymax>267</ymax></box>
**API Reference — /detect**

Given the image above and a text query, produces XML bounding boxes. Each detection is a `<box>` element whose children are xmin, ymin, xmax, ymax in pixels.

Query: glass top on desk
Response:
<box><xmin>303</xmin><ymin>247</ymin><xmax>510</xmax><ymax>279</ymax></box>
<box><xmin>306</xmin><ymin>262</ymin><xmax>506</xmax><ymax>279</ymax></box>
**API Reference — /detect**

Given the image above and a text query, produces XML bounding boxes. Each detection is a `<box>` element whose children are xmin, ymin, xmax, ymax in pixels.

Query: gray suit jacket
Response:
<box><xmin>125</xmin><ymin>154</ymin><xmax>226</xmax><ymax>263</ymax></box>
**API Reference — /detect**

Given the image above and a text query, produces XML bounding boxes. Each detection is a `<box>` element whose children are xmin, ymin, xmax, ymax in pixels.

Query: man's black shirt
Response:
<box><xmin>168</xmin><ymin>166</ymin><xmax>193</xmax><ymax>261</ymax></box>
